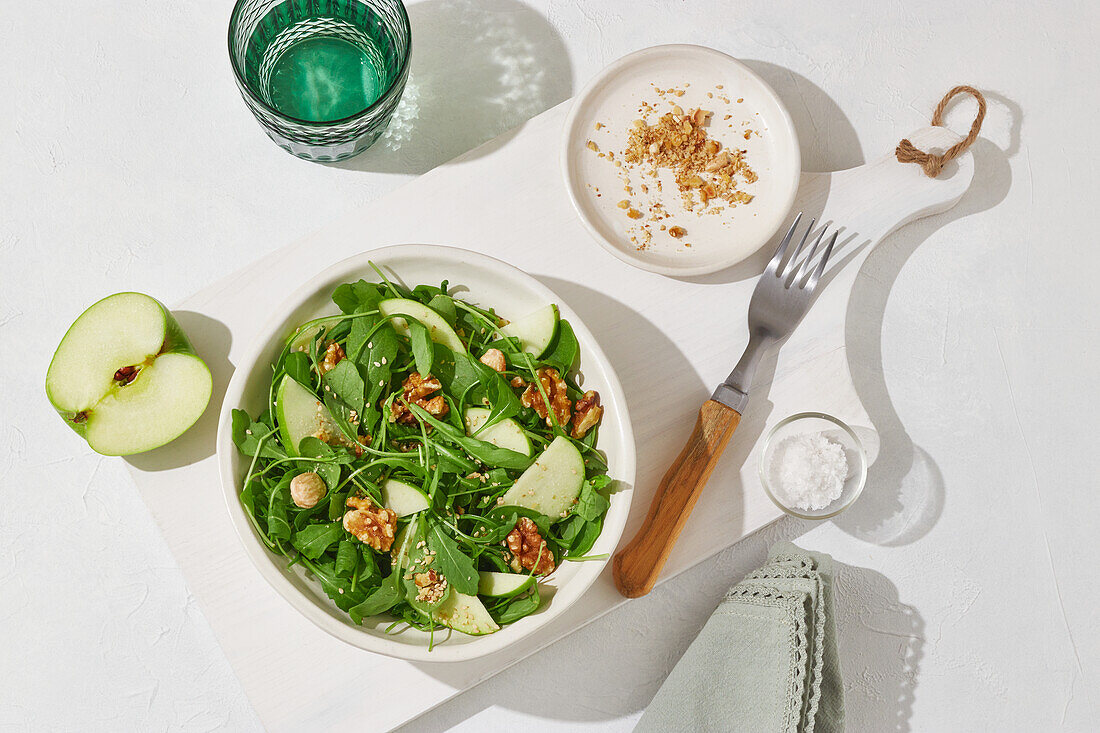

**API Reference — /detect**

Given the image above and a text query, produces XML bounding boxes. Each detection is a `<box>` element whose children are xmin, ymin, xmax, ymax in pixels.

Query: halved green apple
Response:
<box><xmin>45</xmin><ymin>292</ymin><xmax>212</xmax><ymax>456</ymax></box>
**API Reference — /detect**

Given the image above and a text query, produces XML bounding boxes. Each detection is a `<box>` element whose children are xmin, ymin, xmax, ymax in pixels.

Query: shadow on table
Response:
<box><xmin>838</xmin><ymin>100</ymin><xmax>1018</xmax><ymax>545</ymax></box>
<box><xmin>124</xmin><ymin>312</ymin><xmax>234</xmax><ymax>473</ymax></box>
<box><xmin>333</xmin><ymin>0</ymin><xmax>572</xmax><ymax>176</ymax></box>
<box><xmin>833</xmin><ymin>564</ymin><xmax>924</xmax><ymax>733</ymax></box>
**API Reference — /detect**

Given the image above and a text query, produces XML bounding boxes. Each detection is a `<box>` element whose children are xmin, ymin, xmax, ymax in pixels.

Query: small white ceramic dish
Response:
<box><xmin>759</xmin><ymin>412</ymin><xmax>867</xmax><ymax>520</ymax></box>
<box><xmin>216</xmin><ymin>244</ymin><xmax>636</xmax><ymax>662</ymax></box>
<box><xmin>561</xmin><ymin>44</ymin><xmax>801</xmax><ymax>277</ymax></box>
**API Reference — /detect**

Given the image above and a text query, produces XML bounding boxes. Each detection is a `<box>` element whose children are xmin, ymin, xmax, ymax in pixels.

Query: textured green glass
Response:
<box><xmin>229</xmin><ymin>0</ymin><xmax>411</xmax><ymax>162</ymax></box>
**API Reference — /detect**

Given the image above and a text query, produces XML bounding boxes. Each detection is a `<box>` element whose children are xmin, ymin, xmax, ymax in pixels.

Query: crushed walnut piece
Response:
<box><xmin>520</xmin><ymin>367</ymin><xmax>572</xmax><ymax>429</ymax></box>
<box><xmin>319</xmin><ymin>342</ymin><xmax>346</xmax><ymax>375</ymax></box>
<box><xmin>389</xmin><ymin>372</ymin><xmax>449</xmax><ymax>425</ymax></box>
<box><xmin>479</xmin><ymin>348</ymin><xmax>507</xmax><ymax>373</ymax></box>
<box><xmin>342</xmin><ymin>496</ymin><xmax>397</xmax><ymax>552</ymax></box>
<box><xmin>624</xmin><ymin>108</ymin><xmax>757</xmax><ymax>212</ymax></box>
<box><xmin>413</xmin><ymin>569</ymin><xmax>448</xmax><ymax>605</ymax></box>
<box><xmin>505</xmin><ymin>517</ymin><xmax>555</xmax><ymax>575</ymax></box>
<box><xmin>571</xmin><ymin>390</ymin><xmax>603</xmax><ymax>439</ymax></box>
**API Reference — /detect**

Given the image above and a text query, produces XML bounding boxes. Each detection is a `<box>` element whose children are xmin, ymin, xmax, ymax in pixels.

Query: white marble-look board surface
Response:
<box><xmin>3</xmin><ymin>1</ymin><xmax>1097</xmax><ymax>731</ymax></box>
<box><xmin>116</xmin><ymin>101</ymin><xmax>970</xmax><ymax>729</ymax></box>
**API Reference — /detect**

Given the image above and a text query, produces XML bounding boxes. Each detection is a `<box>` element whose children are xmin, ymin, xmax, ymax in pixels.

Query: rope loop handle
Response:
<box><xmin>896</xmin><ymin>85</ymin><xmax>986</xmax><ymax>177</ymax></box>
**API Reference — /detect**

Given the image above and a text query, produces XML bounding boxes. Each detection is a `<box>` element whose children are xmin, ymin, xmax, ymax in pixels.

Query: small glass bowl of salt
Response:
<box><xmin>759</xmin><ymin>413</ymin><xmax>867</xmax><ymax>520</ymax></box>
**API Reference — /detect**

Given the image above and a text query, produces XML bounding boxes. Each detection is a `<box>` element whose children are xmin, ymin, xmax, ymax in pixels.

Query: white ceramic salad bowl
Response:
<box><xmin>216</xmin><ymin>244</ymin><xmax>636</xmax><ymax>662</ymax></box>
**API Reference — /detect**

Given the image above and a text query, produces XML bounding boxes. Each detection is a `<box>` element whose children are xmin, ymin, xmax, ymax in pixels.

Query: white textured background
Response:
<box><xmin>2</xmin><ymin>0</ymin><xmax>1097</xmax><ymax>731</ymax></box>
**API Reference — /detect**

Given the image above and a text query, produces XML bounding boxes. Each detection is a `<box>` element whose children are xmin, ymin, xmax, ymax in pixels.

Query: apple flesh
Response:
<box><xmin>46</xmin><ymin>293</ymin><xmax>212</xmax><ymax>456</ymax></box>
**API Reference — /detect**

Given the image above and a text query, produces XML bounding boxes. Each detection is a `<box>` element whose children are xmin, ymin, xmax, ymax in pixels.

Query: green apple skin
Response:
<box><xmin>45</xmin><ymin>293</ymin><xmax>212</xmax><ymax>456</ymax></box>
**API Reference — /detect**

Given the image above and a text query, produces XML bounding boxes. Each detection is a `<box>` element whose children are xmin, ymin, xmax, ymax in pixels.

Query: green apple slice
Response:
<box><xmin>380</xmin><ymin>478</ymin><xmax>430</xmax><ymax>517</ymax></box>
<box><xmin>378</xmin><ymin>298</ymin><xmax>465</xmax><ymax>352</ymax></box>
<box><xmin>499</xmin><ymin>436</ymin><xmax>585</xmax><ymax>517</ymax></box>
<box><xmin>275</xmin><ymin>375</ymin><xmax>346</xmax><ymax>455</ymax></box>
<box><xmin>500</xmin><ymin>304</ymin><xmax>558</xmax><ymax>357</ymax></box>
<box><xmin>392</xmin><ymin>520</ymin><xmax>417</xmax><ymax>569</ymax></box>
<box><xmin>433</xmin><ymin>591</ymin><xmax>500</xmax><ymax>635</ymax></box>
<box><xmin>478</xmin><ymin>571</ymin><xmax>535</xmax><ymax>598</ymax></box>
<box><xmin>463</xmin><ymin>407</ymin><xmax>532</xmax><ymax>456</ymax></box>
<box><xmin>287</xmin><ymin>322</ymin><xmax>321</xmax><ymax>353</ymax></box>
<box><xmin>45</xmin><ymin>292</ymin><xmax>212</xmax><ymax>456</ymax></box>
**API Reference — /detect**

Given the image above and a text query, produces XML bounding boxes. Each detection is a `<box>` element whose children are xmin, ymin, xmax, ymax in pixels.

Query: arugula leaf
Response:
<box><xmin>346</xmin><ymin>313</ymin><xmax>373</xmax><ymax>361</ymax></box>
<box><xmin>475</xmin><ymin>369</ymin><xmax>522</xmax><ymax>432</ymax></box>
<box><xmin>408</xmin><ymin>319</ymin><xmax>434</xmax><ymax>377</ymax></box>
<box><xmin>266</xmin><ymin>483</ymin><xmax>292</xmax><ymax>541</ymax></box>
<box><xmin>427</xmin><ymin>294</ymin><xmax>457</xmax><ymax>326</ymax></box>
<box><xmin>292</xmin><ymin>522</ymin><xmax>344</xmax><ymax>559</ymax></box>
<box><xmin>297</xmin><ymin>438</ymin><xmax>343</xmax><ymax>490</ymax></box>
<box><xmin>322</xmin><ymin>360</ymin><xmax>365</xmax><ymax>415</ymax></box>
<box><xmin>349</xmin><ymin>572</ymin><xmax>404</xmax><ymax>624</ymax></box>
<box><xmin>360</xmin><ymin>321</ymin><xmax>399</xmax><ymax>406</ymax></box>
<box><xmin>437</xmin><ymin>349</ymin><xmax>482</xmax><ymax>398</ymax></box>
<box><xmin>231</xmin><ymin>409</ymin><xmax>285</xmax><ymax>460</ymax></box>
<box><xmin>574</xmin><ymin>478</ymin><xmax>611</xmax><ymax>522</ymax></box>
<box><xmin>426</xmin><ymin>520</ymin><xmax>479</xmax><ymax>596</ymax></box>
<box><xmin>358</xmin><ymin>546</ymin><xmax>381</xmax><ymax>586</ymax></box>
<box><xmin>282</xmin><ymin>351</ymin><xmax>313</xmax><ymax>387</ymax></box>
<box><xmin>332</xmin><ymin>279</ymin><xmax>383</xmax><ymax>314</ymax></box>
<box><xmin>335</xmin><ymin>540</ymin><xmax>359</xmax><ymax>578</ymax></box>
<box><xmin>558</xmin><ymin>514</ymin><xmax>603</xmax><ymax>555</ymax></box>
<box><xmin>541</xmin><ymin>320</ymin><xmax>579</xmax><ymax>374</ymax></box>
<box><xmin>488</xmin><ymin>586</ymin><xmax>541</xmax><ymax>624</ymax></box>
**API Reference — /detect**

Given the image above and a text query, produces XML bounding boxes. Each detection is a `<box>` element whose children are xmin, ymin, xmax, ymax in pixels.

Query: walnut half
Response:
<box><xmin>342</xmin><ymin>496</ymin><xmax>397</xmax><ymax>552</ymax></box>
<box><xmin>389</xmin><ymin>373</ymin><xmax>449</xmax><ymax>425</ymax></box>
<box><xmin>571</xmin><ymin>390</ymin><xmax>603</xmax><ymax>439</ymax></box>
<box><xmin>520</xmin><ymin>367</ymin><xmax>572</xmax><ymax>429</ymax></box>
<box><xmin>505</xmin><ymin>517</ymin><xmax>555</xmax><ymax>575</ymax></box>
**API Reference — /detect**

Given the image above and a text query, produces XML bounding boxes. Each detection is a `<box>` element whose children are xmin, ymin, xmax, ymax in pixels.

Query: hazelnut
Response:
<box><xmin>290</xmin><ymin>472</ymin><xmax>327</xmax><ymax>509</ymax></box>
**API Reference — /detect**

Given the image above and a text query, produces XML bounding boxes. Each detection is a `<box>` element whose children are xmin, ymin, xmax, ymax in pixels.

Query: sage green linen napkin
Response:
<box><xmin>636</xmin><ymin>542</ymin><xmax>844</xmax><ymax>733</ymax></box>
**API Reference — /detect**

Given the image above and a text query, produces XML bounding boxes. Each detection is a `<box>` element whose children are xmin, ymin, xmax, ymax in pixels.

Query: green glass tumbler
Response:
<box><xmin>229</xmin><ymin>0</ymin><xmax>411</xmax><ymax>162</ymax></box>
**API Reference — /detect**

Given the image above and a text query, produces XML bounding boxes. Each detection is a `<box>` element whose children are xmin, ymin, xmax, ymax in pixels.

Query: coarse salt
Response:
<box><xmin>767</xmin><ymin>432</ymin><xmax>848</xmax><ymax>511</ymax></box>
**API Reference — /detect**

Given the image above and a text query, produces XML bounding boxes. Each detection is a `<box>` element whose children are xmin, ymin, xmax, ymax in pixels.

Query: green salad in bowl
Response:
<box><xmin>229</xmin><ymin>264</ymin><xmax>613</xmax><ymax>647</ymax></box>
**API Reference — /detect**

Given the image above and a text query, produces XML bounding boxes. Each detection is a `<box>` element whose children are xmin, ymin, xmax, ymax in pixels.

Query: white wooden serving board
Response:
<box><xmin>124</xmin><ymin>99</ymin><xmax>972</xmax><ymax>731</ymax></box>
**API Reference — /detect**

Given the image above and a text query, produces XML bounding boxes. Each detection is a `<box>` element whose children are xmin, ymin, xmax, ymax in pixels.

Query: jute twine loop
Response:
<box><xmin>896</xmin><ymin>85</ymin><xmax>986</xmax><ymax>177</ymax></box>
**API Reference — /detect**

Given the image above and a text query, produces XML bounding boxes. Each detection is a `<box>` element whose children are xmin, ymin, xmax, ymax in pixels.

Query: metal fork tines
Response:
<box><xmin>712</xmin><ymin>212</ymin><xmax>839</xmax><ymax>412</ymax></box>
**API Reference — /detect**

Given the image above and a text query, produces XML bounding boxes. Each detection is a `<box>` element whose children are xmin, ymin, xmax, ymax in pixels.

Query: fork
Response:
<box><xmin>612</xmin><ymin>213</ymin><xmax>838</xmax><ymax>597</ymax></box>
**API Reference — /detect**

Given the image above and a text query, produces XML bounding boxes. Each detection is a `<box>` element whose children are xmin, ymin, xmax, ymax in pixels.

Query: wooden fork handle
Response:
<box><xmin>613</xmin><ymin>400</ymin><xmax>742</xmax><ymax>598</ymax></box>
